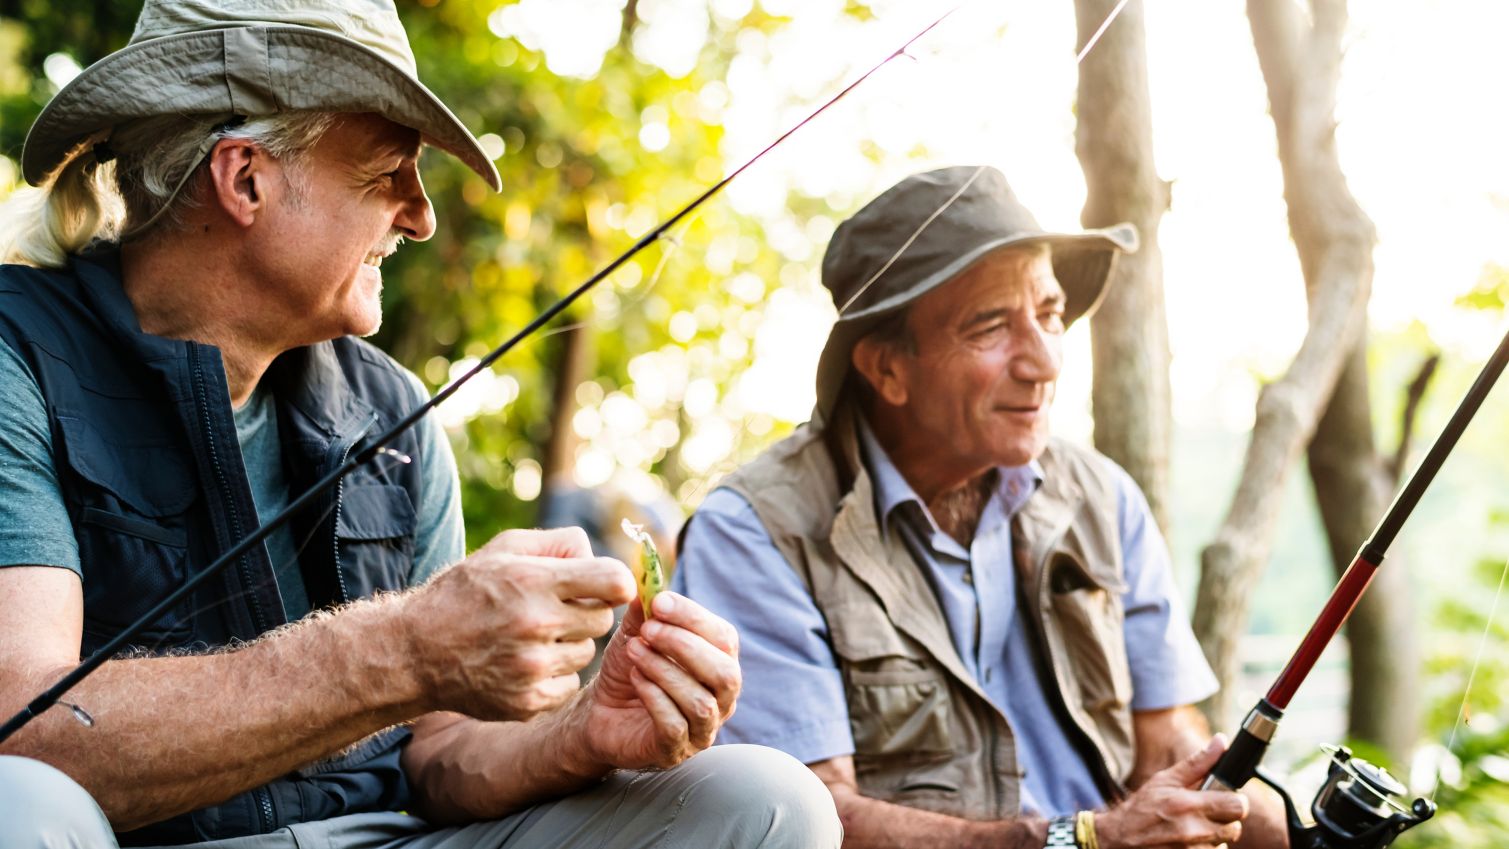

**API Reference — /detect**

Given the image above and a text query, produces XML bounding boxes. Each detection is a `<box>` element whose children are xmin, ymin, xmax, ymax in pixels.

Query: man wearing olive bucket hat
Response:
<box><xmin>676</xmin><ymin>166</ymin><xmax>1285</xmax><ymax>848</ymax></box>
<box><xmin>0</xmin><ymin>1</ymin><xmax>840</xmax><ymax>847</ymax></box>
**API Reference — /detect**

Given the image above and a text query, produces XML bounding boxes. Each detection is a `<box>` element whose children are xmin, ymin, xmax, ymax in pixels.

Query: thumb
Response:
<box><xmin>616</xmin><ymin>593</ymin><xmax>646</xmax><ymax>638</ymax></box>
<box><xmin>1155</xmin><ymin>734</ymin><xmax>1229</xmax><ymax>788</ymax></box>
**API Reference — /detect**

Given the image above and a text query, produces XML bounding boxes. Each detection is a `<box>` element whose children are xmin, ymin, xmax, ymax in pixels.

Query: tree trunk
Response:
<box><xmin>537</xmin><ymin>321</ymin><xmax>593</xmax><ymax>514</ymax></box>
<box><xmin>1307</xmin><ymin>344</ymin><xmax>1420</xmax><ymax>767</ymax></box>
<box><xmin>1192</xmin><ymin>0</ymin><xmax>1375</xmax><ymax>729</ymax></box>
<box><xmin>1073</xmin><ymin>0</ymin><xmax>1174</xmax><ymax>535</ymax></box>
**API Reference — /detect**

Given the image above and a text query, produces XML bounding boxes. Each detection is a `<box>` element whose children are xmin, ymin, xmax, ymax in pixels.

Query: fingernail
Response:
<box><xmin>642</xmin><ymin>620</ymin><xmax>664</xmax><ymax>640</ymax></box>
<box><xmin>654</xmin><ymin>593</ymin><xmax>675</xmax><ymax>616</ymax></box>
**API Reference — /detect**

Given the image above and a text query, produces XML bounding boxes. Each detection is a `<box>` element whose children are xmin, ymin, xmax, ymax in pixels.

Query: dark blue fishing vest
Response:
<box><xmin>0</xmin><ymin>248</ymin><xmax>429</xmax><ymax>844</ymax></box>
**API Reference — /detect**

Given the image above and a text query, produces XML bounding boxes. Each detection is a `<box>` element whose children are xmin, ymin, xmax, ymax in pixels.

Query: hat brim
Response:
<box><xmin>23</xmin><ymin>26</ymin><xmax>500</xmax><ymax>190</ymax></box>
<box><xmin>813</xmin><ymin>223</ymin><xmax>1137</xmax><ymax>422</ymax></box>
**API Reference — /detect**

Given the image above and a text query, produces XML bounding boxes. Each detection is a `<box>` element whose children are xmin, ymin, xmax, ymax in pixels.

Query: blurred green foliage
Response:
<box><xmin>1396</xmin><ymin>549</ymin><xmax>1509</xmax><ymax>848</ymax></box>
<box><xmin>0</xmin><ymin>0</ymin><xmax>856</xmax><ymax>550</ymax></box>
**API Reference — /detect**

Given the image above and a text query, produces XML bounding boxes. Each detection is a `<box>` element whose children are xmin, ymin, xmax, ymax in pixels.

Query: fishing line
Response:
<box><xmin>1432</xmin><ymin>546</ymin><xmax>1509</xmax><ymax>801</ymax></box>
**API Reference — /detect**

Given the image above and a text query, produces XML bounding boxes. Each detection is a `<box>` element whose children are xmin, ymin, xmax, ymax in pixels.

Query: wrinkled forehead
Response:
<box><xmin>921</xmin><ymin>246</ymin><xmax>1063</xmax><ymax>320</ymax></box>
<box><xmin>317</xmin><ymin>113</ymin><xmax>424</xmax><ymax>165</ymax></box>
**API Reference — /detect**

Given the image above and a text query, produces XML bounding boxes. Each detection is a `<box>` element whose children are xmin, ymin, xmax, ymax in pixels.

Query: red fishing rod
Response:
<box><xmin>1201</xmin><ymin>325</ymin><xmax>1509</xmax><ymax>847</ymax></box>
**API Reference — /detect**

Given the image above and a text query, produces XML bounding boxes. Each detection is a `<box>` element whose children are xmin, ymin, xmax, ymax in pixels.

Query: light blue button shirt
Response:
<box><xmin>674</xmin><ymin>420</ymin><xmax>1218</xmax><ymax>817</ymax></box>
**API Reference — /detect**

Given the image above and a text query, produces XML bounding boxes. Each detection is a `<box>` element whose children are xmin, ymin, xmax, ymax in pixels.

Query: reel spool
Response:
<box><xmin>1254</xmin><ymin>746</ymin><xmax>1435</xmax><ymax>849</ymax></box>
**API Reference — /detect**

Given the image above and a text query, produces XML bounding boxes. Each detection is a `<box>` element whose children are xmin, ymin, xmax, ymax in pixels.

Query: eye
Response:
<box><xmin>1039</xmin><ymin>310</ymin><xmax>1066</xmax><ymax>333</ymax></box>
<box><xmin>370</xmin><ymin>163</ymin><xmax>406</xmax><ymax>187</ymax></box>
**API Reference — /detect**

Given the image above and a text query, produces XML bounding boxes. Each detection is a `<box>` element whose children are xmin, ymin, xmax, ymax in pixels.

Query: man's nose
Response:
<box><xmin>397</xmin><ymin>175</ymin><xmax>437</xmax><ymax>242</ymax></box>
<box><xmin>1012</xmin><ymin>324</ymin><xmax>1062</xmax><ymax>384</ymax></box>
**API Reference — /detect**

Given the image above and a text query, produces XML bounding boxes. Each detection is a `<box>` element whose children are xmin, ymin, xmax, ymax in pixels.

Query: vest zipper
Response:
<box><xmin>329</xmin><ymin>415</ymin><xmax>379</xmax><ymax>605</ymax></box>
<box><xmin>190</xmin><ymin>345</ymin><xmax>271</xmax><ymax>634</ymax></box>
<box><xmin>255</xmin><ymin>786</ymin><xmax>274</xmax><ymax>832</ymax></box>
<box><xmin>196</xmin><ymin>345</ymin><xmax>279</xmax><ymax>832</ymax></box>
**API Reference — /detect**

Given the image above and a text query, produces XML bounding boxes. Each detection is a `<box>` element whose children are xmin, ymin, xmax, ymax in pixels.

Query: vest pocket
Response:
<box><xmin>1047</xmin><ymin>560</ymin><xmax>1133</xmax><ymax>712</ymax></box>
<box><xmin>335</xmin><ymin>484</ymin><xmax>417</xmax><ymax>595</ymax></box>
<box><xmin>826</xmin><ymin>602</ymin><xmax>956</xmax><ymax>758</ymax></box>
<box><xmin>57</xmin><ymin>417</ymin><xmax>196</xmax><ymax>647</ymax></box>
<box><xmin>847</xmin><ymin>668</ymin><xmax>955</xmax><ymax>756</ymax></box>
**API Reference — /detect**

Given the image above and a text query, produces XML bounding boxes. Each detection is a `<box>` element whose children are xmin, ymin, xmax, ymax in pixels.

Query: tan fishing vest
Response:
<box><xmin>714</xmin><ymin>405</ymin><xmax>1137</xmax><ymax>820</ymax></box>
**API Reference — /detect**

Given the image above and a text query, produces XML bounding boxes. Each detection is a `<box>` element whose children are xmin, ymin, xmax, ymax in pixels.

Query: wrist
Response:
<box><xmin>553</xmin><ymin>687</ymin><xmax>615</xmax><ymax>780</ymax></box>
<box><xmin>386</xmin><ymin>588</ymin><xmax>444</xmax><ymax>712</ymax></box>
<box><xmin>351</xmin><ymin>591</ymin><xmax>433</xmax><ymax>715</ymax></box>
<box><xmin>1091</xmin><ymin>810</ymin><xmax>1115</xmax><ymax>849</ymax></box>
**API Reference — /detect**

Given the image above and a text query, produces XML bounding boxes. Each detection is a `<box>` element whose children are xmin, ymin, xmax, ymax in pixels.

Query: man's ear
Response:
<box><xmin>204</xmin><ymin>137</ymin><xmax>267</xmax><ymax>228</ymax></box>
<box><xmin>851</xmin><ymin>336</ymin><xmax>911</xmax><ymax>407</ymax></box>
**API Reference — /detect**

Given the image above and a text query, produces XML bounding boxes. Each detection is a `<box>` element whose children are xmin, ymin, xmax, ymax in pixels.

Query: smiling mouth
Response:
<box><xmin>364</xmin><ymin>234</ymin><xmax>407</xmax><ymax>268</ymax></box>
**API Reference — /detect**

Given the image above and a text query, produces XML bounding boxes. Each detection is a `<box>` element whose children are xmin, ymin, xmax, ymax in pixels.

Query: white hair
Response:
<box><xmin>0</xmin><ymin>111</ymin><xmax>336</xmax><ymax>268</ymax></box>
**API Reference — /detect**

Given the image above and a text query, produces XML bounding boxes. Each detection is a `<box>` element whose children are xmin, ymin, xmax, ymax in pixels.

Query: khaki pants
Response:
<box><xmin>0</xmin><ymin>747</ymin><xmax>840</xmax><ymax>849</ymax></box>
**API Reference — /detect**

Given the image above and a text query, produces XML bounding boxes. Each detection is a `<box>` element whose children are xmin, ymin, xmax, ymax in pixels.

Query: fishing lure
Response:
<box><xmin>621</xmin><ymin>518</ymin><xmax>665</xmax><ymax>620</ymax></box>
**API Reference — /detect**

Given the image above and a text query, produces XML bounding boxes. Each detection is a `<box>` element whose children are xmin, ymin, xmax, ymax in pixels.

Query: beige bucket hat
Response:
<box><xmin>814</xmin><ymin>165</ymin><xmax>1138</xmax><ymax>420</ymax></box>
<box><xmin>21</xmin><ymin>0</ymin><xmax>501</xmax><ymax>191</ymax></box>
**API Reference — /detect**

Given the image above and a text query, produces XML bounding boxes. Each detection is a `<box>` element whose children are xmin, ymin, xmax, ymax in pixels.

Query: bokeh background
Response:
<box><xmin>3</xmin><ymin>0</ymin><xmax>1507</xmax><ymax>841</ymax></box>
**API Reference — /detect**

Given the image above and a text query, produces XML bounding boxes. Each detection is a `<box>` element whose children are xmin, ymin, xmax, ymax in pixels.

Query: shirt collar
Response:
<box><xmin>854</xmin><ymin>413</ymin><xmax>1044</xmax><ymax>539</ymax></box>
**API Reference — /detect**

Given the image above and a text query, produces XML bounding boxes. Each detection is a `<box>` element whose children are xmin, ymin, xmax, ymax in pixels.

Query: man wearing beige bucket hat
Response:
<box><xmin>0</xmin><ymin>1</ymin><xmax>838</xmax><ymax>847</ymax></box>
<box><xmin>676</xmin><ymin>166</ymin><xmax>1285</xmax><ymax>848</ymax></box>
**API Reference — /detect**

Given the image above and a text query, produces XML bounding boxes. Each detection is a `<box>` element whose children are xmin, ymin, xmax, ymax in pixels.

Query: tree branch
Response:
<box><xmin>1193</xmin><ymin>0</ymin><xmax>1376</xmax><ymax>728</ymax></box>
<box><xmin>1390</xmin><ymin>352</ymin><xmax>1440</xmax><ymax>483</ymax></box>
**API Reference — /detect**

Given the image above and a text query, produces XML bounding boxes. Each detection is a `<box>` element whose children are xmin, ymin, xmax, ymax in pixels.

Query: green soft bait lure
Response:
<box><xmin>621</xmin><ymin>518</ymin><xmax>665</xmax><ymax>619</ymax></box>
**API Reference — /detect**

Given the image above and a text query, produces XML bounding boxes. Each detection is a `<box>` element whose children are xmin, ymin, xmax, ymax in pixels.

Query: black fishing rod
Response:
<box><xmin>1201</xmin><ymin>325</ymin><xmax>1509</xmax><ymax>848</ymax></box>
<box><xmin>0</xmin><ymin>7</ymin><xmax>963</xmax><ymax>746</ymax></box>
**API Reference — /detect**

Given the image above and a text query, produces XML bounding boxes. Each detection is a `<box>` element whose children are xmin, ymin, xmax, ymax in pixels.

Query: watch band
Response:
<box><xmin>1044</xmin><ymin>814</ymin><xmax>1079</xmax><ymax>847</ymax></box>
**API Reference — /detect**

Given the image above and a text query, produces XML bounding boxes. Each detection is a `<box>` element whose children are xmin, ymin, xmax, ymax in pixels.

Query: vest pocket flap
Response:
<box><xmin>1048</xmin><ymin>582</ymin><xmax>1134</xmax><ymax>711</ymax></box>
<box><xmin>849</xmin><ymin>674</ymin><xmax>954</xmax><ymax>756</ymax></box>
<box><xmin>824</xmin><ymin>600</ymin><xmax>919</xmax><ymax>662</ymax></box>
<box><xmin>336</xmin><ymin>485</ymin><xmax>416</xmax><ymax>540</ymax></box>
<box><xmin>81</xmin><ymin>506</ymin><xmax>188</xmax><ymax>547</ymax></box>
<box><xmin>1047</xmin><ymin>549</ymin><xmax>1129</xmax><ymax>596</ymax></box>
<box><xmin>57</xmin><ymin>415</ymin><xmax>196</xmax><ymax>516</ymax></box>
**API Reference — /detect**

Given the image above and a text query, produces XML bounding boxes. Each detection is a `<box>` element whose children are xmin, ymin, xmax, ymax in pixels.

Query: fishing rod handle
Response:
<box><xmin>1203</xmin><ymin>700</ymin><xmax>1283</xmax><ymax>792</ymax></box>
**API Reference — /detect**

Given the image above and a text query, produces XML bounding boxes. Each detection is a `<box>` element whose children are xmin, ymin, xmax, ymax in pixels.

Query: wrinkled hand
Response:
<box><xmin>574</xmin><ymin>591</ymin><xmax>741</xmax><ymax>771</ymax></box>
<box><xmin>404</xmin><ymin>527</ymin><xmax>635</xmax><ymax>721</ymax></box>
<box><xmin>1096</xmin><ymin>736</ymin><xmax>1250</xmax><ymax>849</ymax></box>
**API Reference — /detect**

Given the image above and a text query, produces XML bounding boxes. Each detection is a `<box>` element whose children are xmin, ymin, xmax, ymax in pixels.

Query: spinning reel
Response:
<box><xmin>1253</xmin><ymin>747</ymin><xmax>1434</xmax><ymax>849</ymax></box>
